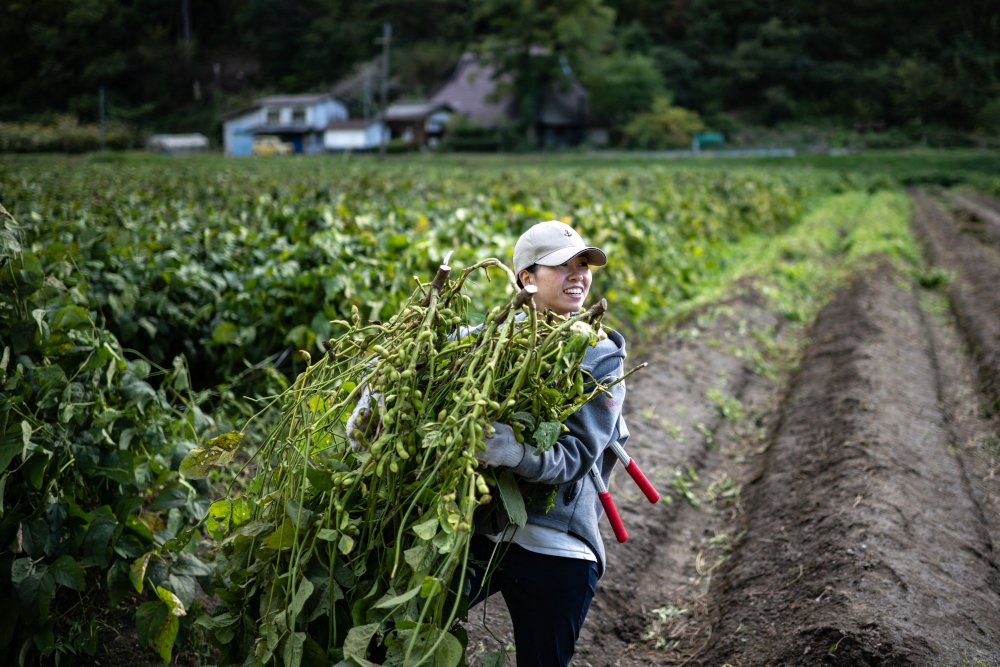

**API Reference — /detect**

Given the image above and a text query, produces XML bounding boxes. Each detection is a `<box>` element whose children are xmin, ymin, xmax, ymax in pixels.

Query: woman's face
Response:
<box><xmin>518</xmin><ymin>255</ymin><xmax>592</xmax><ymax>318</ymax></box>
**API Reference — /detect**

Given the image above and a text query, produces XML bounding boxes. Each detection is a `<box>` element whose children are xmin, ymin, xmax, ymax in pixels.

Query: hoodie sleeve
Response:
<box><xmin>509</xmin><ymin>335</ymin><xmax>626</xmax><ymax>485</ymax></box>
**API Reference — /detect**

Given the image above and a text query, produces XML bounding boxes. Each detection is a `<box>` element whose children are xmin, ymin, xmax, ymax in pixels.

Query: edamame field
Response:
<box><xmin>2</xmin><ymin>150</ymin><xmax>1000</xmax><ymax>666</ymax></box>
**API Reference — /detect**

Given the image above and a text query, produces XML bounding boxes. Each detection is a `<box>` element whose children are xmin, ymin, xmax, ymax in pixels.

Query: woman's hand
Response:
<box><xmin>475</xmin><ymin>422</ymin><xmax>526</xmax><ymax>468</ymax></box>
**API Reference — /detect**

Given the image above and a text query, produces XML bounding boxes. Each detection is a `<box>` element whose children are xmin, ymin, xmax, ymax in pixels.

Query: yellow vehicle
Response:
<box><xmin>251</xmin><ymin>135</ymin><xmax>294</xmax><ymax>156</ymax></box>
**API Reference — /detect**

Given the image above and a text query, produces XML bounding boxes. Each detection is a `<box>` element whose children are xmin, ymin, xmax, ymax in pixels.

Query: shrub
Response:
<box><xmin>0</xmin><ymin>117</ymin><xmax>145</xmax><ymax>153</ymax></box>
<box><xmin>622</xmin><ymin>97</ymin><xmax>706</xmax><ymax>149</ymax></box>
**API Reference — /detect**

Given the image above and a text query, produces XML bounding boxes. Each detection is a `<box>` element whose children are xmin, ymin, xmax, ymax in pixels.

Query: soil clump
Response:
<box><xmin>699</xmin><ymin>264</ymin><xmax>1000</xmax><ymax>666</ymax></box>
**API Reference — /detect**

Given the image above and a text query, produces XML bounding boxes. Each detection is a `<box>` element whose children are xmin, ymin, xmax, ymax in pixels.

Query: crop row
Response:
<box><xmin>0</xmin><ymin>158</ymin><xmax>879</xmax><ymax>393</ymax></box>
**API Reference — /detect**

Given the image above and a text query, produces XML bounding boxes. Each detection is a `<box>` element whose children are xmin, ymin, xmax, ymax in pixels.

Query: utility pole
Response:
<box><xmin>99</xmin><ymin>87</ymin><xmax>106</xmax><ymax>151</ymax></box>
<box><xmin>363</xmin><ymin>68</ymin><xmax>372</xmax><ymax>120</ymax></box>
<box><xmin>181</xmin><ymin>0</ymin><xmax>192</xmax><ymax>62</ymax></box>
<box><xmin>376</xmin><ymin>23</ymin><xmax>392</xmax><ymax>161</ymax></box>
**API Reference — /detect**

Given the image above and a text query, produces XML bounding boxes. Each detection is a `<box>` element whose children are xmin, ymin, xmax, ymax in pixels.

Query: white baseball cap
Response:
<box><xmin>513</xmin><ymin>221</ymin><xmax>608</xmax><ymax>276</ymax></box>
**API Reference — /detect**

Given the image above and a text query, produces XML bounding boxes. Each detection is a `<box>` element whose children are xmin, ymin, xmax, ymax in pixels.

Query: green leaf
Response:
<box><xmin>194</xmin><ymin>612</ymin><xmax>238</xmax><ymax>630</ymax></box>
<box><xmin>179</xmin><ymin>431</ymin><xmax>244</xmax><ymax>479</ymax></box>
<box><xmin>82</xmin><ymin>517</ymin><xmax>117</xmax><ymax>568</ymax></box>
<box><xmin>156</xmin><ymin>585</ymin><xmax>187</xmax><ymax>616</ymax></box>
<box><xmin>317</xmin><ymin>528</ymin><xmax>338</xmax><ymax>541</ymax></box>
<box><xmin>50</xmin><ymin>555</ymin><xmax>85</xmax><ymax>590</ymax></box>
<box><xmin>510</xmin><ymin>412</ymin><xmax>537</xmax><ymax>433</ymax></box>
<box><xmin>0</xmin><ymin>442</ymin><xmax>19</xmax><ymax>473</ymax></box>
<box><xmin>532</xmin><ymin>421</ymin><xmax>562</xmax><ymax>453</ymax></box>
<box><xmin>373</xmin><ymin>585</ymin><xmax>421</xmax><ymax>609</ymax></box>
<box><xmin>10</xmin><ymin>558</ymin><xmax>33</xmax><ymax>584</ymax></box>
<box><xmin>23</xmin><ymin>452</ymin><xmax>48</xmax><ymax>490</ymax></box>
<box><xmin>342</xmin><ymin>622</ymin><xmax>379</xmax><ymax>663</ymax></box>
<box><xmin>282</xmin><ymin>631</ymin><xmax>306</xmax><ymax>667</ymax></box>
<box><xmin>403</xmin><ymin>543</ymin><xmax>430</xmax><ymax>571</ymax></box>
<box><xmin>211</xmin><ymin>322</ymin><xmax>239</xmax><ymax>345</ymax></box>
<box><xmin>306</xmin><ymin>467</ymin><xmax>334</xmax><ymax>492</ymax></box>
<box><xmin>149</xmin><ymin>484</ymin><xmax>189</xmax><ymax>511</ymax></box>
<box><xmin>285</xmin><ymin>499</ymin><xmax>314</xmax><ymax>530</ymax></box>
<box><xmin>206</xmin><ymin>499</ymin><xmax>233</xmax><ymax>539</ymax></box>
<box><xmin>19</xmin><ymin>518</ymin><xmax>48</xmax><ymax>559</ymax></box>
<box><xmin>338</xmin><ymin>533</ymin><xmax>355</xmax><ymax>555</ymax></box>
<box><xmin>50</xmin><ymin>305</ymin><xmax>91</xmax><ymax>332</ymax></box>
<box><xmin>130</xmin><ymin>553</ymin><xmax>153</xmax><ymax>593</ymax></box>
<box><xmin>135</xmin><ymin>601</ymin><xmax>169</xmax><ymax>646</ymax></box>
<box><xmin>482</xmin><ymin>649</ymin><xmax>507</xmax><ymax>667</ymax></box>
<box><xmin>411</xmin><ymin>517</ymin><xmax>438</xmax><ymax>541</ymax></box>
<box><xmin>262</xmin><ymin>517</ymin><xmax>297</xmax><ymax>550</ymax></box>
<box><xmin>107</xmin><ymin>558</ymin><xmax>132</xmax><ymax>605</ymax></box>
<box><xmin>497</xmin><ymin>471</ymin><xmax>527</xmax><ymax>528</ymax></box>
<box><xmin>289</xmin><ymin>577</ymin><xmax>314</xmax><ymax>616</ymax></box>
<box><xmin>432</xmin><ymin>631</ymin><xmax>464</xmax><ymax>667</ymax></box>
<box><xmin>154</xmin><ymin>615</ymin><xmax>180</xmax><ymax>663</ymax></box>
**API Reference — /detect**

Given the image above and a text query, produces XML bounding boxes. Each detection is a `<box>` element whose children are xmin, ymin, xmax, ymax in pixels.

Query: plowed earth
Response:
<box><xmin>464</xmin><ymin>191</ymin><xmax>1000</xmax><ymax>667</ymax></box>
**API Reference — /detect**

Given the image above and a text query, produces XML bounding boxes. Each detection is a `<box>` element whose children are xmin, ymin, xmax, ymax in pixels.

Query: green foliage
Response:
<box><xmin>1</xmin><ymin>0</ymin><xmax>996</xmax><ymax>135</ymax></box>
<box><xmin>0</xmin><ymin>117</ymin><xmax>145</xmax><ymax>154</ymax></box>
<box><xmin>0</xmin><ymin>205</ymin><xmax>213</xmax><ymax>665</ymax></box>
<box><xmin>0</xmin><ymin>158</ymin><xmax>844</xmax><ymax>392</ymax></box>
<box><xmin>579</xmin><ymin>50</ymin><xmax>666</xmax><ymax>123</ymax></box>
<box><xmin>622</xmin><ymin>97</ymin><xmax>707</xmax><ymax>149</ymax></box>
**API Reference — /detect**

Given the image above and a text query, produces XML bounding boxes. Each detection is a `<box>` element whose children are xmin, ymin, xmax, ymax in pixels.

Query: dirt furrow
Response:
<box><xmin>910</xmin><ymin>188</ymin><xmax>1000</xmax><ymax>412</ymax></box>
<box><xmin>945</xmin><ymin>190</ymin><xmax>1000</xmax><ymax>245</ymax></box>
<box><xmin>699</xmin><ymin>264</ymin><xmax>1000</xmax><ymax>666</ymax></box>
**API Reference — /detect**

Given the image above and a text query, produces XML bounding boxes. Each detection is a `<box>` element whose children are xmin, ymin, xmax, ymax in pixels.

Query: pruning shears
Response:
<box><xmin>590</xmin><ymin>443</ymin><xmax>661</xmax><ymax>544</ymax></box>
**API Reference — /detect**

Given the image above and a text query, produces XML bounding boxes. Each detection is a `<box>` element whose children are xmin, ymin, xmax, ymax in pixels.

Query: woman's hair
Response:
<box><xmin>516</xmin><ymin>264</ymin><xmax>538</xmax><ymax>289</ymax></box>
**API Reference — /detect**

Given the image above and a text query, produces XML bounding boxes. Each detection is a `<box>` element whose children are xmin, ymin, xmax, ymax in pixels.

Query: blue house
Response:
<box><xmin>223</xmin><ymin>94</ymin><xmax>348</xmax><ymax>155</ymax></box>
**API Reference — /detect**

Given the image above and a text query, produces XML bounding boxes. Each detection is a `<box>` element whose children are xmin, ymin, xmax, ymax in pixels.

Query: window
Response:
<box><xmin>266</xmin><ymin>109</ymin><xmax>280</xmax><ymax>125</ymax></box>
<box><xmin>292</xmin><ymin>108</ymin><xmax>306</xmax><ymax>123</ymax></box>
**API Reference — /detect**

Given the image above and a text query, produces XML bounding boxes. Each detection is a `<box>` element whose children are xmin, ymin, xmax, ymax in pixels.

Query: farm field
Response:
<box><xmin>1</xmin><ymin>152</ymin><xmax>999</xmax><ymax>666</ymax></box>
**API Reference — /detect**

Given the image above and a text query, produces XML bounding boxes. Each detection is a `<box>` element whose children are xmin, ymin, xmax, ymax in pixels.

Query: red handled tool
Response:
<box><xmin>589</xmin><ymin>463</ymin><xmax>628</xmax><ymax>543</ymax></box>
<box><xmin>609</xmin><ymin>441</ymin><xmax>660</xmax><ymax>503</ymax></box>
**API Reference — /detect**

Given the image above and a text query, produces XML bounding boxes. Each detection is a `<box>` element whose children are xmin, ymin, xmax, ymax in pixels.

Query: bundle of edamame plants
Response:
<box><xmin>196</xmin><ymin>256</ymin><xmax>631</xmax><ymax>667</ymax></box>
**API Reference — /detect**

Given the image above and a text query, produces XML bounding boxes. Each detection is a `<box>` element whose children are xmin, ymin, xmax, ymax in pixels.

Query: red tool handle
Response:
<box><xmin>598</xmin><ymin>491</ymin><xmax>628</xmax><ymax>543</ymax></box>
<box><xmin>625</xmin><ymin>460</ymin><xmax>660</xmax><ymax>503</ymax></box>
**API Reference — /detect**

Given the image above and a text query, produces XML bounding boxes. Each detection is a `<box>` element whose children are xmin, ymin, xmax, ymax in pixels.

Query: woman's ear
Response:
<box><xmin>518</xmin><ymin>270</ymin><xmax>534</xmax><ymax>286</ymax></box>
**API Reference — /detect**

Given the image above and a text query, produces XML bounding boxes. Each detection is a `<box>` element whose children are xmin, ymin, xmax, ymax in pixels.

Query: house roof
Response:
<box><xmin>222</xmin><ymin>93</ymin><xmax>343</xmax><ymax>120</ymax></box>
<box><xmin>256</xmin><ymin>93</ymin><xmax>337</xmax><ymax>105</ymax></box>
<box><xmin>383</xmin><ymin>101</ymin><xmax>453</xmax><ymax>122</ymax></box>
<box><xmin>430</xmin><ymin>53</ymin><xmax>516</xmax><ymax>128</ymax></box>
<box><xmin>250</xmin><ymin>125</ymin><xmax>313</xmax><ymax>135</ymax></box>
<box><xmin>325</xmin><ymin>119</ymin><xmax>382</xmax><ymax>130</ymax></box>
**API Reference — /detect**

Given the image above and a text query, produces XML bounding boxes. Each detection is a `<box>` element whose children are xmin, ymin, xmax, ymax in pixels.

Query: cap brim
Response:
<box><xmin>535</xmin><ymin>246</ymin><xmax>608</xmax><ymax>268</ymax></box>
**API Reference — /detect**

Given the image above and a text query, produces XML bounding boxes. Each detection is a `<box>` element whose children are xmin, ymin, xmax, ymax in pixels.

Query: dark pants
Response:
<box><xmin>467</xmin><ymin>536</ymin><xmax>599</xmax><ymax>667</ymax></box>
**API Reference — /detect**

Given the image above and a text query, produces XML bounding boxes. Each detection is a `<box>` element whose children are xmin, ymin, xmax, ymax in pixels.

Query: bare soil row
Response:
<box><xmin>700</xmin><ymin>263</ymin><xmax>1000</xmax><ymax>666</ymax></box>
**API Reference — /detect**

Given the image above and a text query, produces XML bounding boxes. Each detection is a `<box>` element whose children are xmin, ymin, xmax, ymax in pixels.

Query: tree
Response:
<box><xmin>473</xmin><ymin>0</ymin><xmax>616</xmax><ymax>129</ymax></box>
<box><xmin>580</xmin><ymin>50</ymin><xmax>666</xmax><ymax>123</ymax></box>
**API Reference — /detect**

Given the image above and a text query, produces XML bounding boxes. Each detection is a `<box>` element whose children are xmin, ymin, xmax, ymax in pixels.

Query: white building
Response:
<box><xmin>147</xmin><ymin>134</ymin><xmax>209</xmax><ymax>155</ymax></box>
<box><xmin>323</xmin><ymin>119</ymin><xmax>387</xmax><ymax>151</ymax></box>
<box><xmin>222</xmin><ymin>94</ymin><xmax>348</xmax><ymax>156</ymax></box>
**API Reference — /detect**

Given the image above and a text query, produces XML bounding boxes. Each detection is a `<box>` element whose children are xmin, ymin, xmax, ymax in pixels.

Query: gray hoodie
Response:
<box><xmin>475</xmin><ymin>329</ymin><xmax>629</xmax><ymax>578</ymax></box>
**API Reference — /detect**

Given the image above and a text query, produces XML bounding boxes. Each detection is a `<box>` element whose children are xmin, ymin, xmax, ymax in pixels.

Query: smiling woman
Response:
<box><xmin>513</xmin><ymin>220</ymin><xmax>608</xmax><ymax>316</ymax></box>
<box><xmin>469</xmin><ymin>220</ymin><xmax>627</xmax><ymax>667</ymax></box>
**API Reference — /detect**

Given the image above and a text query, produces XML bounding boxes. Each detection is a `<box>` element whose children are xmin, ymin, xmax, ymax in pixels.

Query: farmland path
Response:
<box><xmin>699</xmin><ymin>263</ymin><xmax>1000</xmax><ymax>666</ymax></box>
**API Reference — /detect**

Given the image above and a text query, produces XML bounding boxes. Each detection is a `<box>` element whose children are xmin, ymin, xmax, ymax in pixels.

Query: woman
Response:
<box><xmin>470</xmin><ymin>220</ymin><xmax>630</xmax><ymax>667</ymax></box>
